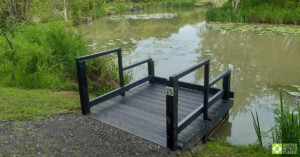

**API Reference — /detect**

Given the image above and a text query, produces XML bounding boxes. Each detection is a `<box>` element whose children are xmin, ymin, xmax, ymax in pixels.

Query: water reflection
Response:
<box><xmin>213</xmin><ymin>116</ymin><xmax>232</xmax><ymax>139</ymax></box>
<box><xmin>77</xmin><ymin>8</ymin><xmax>206</xmax><ymax>53</ymax></box>
<box><xmin>78</xmin><ymin>8</ymin><xmax>300</xmax><ymax>145</ymax></box>
<box><xmin>198</xmin><ymin>30</ymin><xmax>300</xmax><ymax>110</ymax></box>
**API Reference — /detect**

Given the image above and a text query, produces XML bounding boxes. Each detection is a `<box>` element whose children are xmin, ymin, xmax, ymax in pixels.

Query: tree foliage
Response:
<box><xmin>0</xmin><ymin>0</ymin><xmax>32</xmax><ymax>32</ymax></box>
<box><xmin>0</xmin><ymin>0</ymin><xmax>108</xmax><ymax>32</ymax></box>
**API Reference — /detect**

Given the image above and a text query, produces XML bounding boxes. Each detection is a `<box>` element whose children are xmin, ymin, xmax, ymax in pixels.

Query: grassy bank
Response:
<box><xmin>0</xmin><ymin>87</ymin><xmax>80</xmax><ymax>121</ymax></box>
<box><xmin>206</xmin><ymin>0</ymin><xmax>300</xmax><ymax>24</ymax></box>
<box><xmin>110</xmin><ymin>0</ymin><xmax>197</xmax><ymax>11</ymax></box>
<box><xmin>180</xmin><ymin>140</ymin><xmax>271</xmax><ymax>157</ymax></box>
<box><xmin>0</xmin><ymin>1</ymin><xmax>132</xmax><ymax>123</ymax></box>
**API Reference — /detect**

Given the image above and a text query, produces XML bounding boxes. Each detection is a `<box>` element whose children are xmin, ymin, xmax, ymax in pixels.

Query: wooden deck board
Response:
<box><xmin>90</xmin><ymin>82</ymin><xmax>233</xmax><ymax>148</ymax></box>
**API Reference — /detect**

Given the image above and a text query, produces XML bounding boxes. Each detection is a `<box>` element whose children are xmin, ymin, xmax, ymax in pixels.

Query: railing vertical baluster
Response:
<box><xmin>117</xmin><ymin>48</ymin><xmax>125</xmax><ymax>96</ymax></box>
<box><xmin>203</xmin><ymin>63</ymin><xmax>210</xmax><ymax>120</ymax></box>
<box><xmin>76</xmin><ymin>60</ymin><xmax>90</xmax><ymax>115</ymax></box>
<box><xmin>148</xmin><ymin>60</ymin><xmax>155</xmax><ymax>83</ymax></box>
<box><xmin>223</xmin><ymin>71</ymin><xmax>231</xmax><ymax>99</ymax></box>
<box><xmin>166</xmin><ymin>76</ymin><xmax>178</xmax><ymax>150</ymax></box>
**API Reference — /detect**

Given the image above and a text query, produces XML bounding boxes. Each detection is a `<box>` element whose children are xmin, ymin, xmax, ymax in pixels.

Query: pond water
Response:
<box><xmin>77</xmin><ymin>8</ymin><xmax>300</xmax><ymax>146</ymax></box>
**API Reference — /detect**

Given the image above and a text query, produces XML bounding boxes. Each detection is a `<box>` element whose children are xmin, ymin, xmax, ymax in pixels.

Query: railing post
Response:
<box><xmin>203</xmin><ymin>63</ymin><xmax>210</xmax><ymax>120</ymax></box>
<box><xmin>223</xmin><ymin>71</ymin><xmax>231</xmax><ymax>99</ymax></box>
<box><xmin>117</xmin><ymin>48</ymin><xmax>125</xmax><ymax>96</ymax></box>
<box><xmin>166</xmin><ymin>76</ymin><xmax>178</xmax><ymax>150</ymax></box>
<box><xmin>148</xmin><ymin>60</ymin><xmax>155</xmax><ymax>83</ymax></box>
<box><xmin>76</xmin><ymin>60</ymin><xmax>90</xmax><ymax>115</ymax></box>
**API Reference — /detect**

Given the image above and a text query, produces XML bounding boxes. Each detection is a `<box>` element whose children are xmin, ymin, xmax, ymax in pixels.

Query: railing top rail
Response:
<box><xmin>123</xmin><ymin>58</ymin><xmax>152</xmax><ymax>71</ymax></box>
<box><xmin>171</xmin><ymin>59</ymin><xmax>209</xmax><ymax>79</ymax></box>
<box><xmin>76</xmin><ymin>48</ymin><xmax>121</xmax><ymax>62</ymax></box>
<box><xmin>209</xmin><ymin>69</ymin><xmax>231</xmax><ymax>87</ymax></box>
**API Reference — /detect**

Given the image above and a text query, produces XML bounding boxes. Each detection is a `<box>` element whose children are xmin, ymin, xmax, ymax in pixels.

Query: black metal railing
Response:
<box><xmin>166</xmin><ymin>59</ymin><xmax>232</xmax><ymax>150</ymax></box>
<box><xmin>76</xmin><ymin>48</ymin><xmax>154</xmax><ymax>115</ymax></box>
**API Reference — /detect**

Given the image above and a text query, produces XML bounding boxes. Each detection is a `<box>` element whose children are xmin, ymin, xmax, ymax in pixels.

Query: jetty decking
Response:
<box><xmin>76</xmin><ymin>48</ymin><xmax>234</xmax><ymax>150</ymax></box>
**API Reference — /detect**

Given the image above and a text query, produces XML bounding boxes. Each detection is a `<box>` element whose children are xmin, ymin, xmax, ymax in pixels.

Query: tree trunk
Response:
<box><xmin>232</xmin><ymin>0</ymin><xmax>241</xmax><ymax>11</ymax></box>
<box><xmin>4</xmin><ymin>32</ymin><xmax>13</xmax><ymax>50</ymax></box>
<box><xmin>64</xmin><ymin>0</ymin><xmax>68</xmax><ymax>22</ymax></box>
<box><xmin>234</xmin><ymin>0</ymin><xmax>240</xmax><ymax>11</ymax></box>
<box><xmin>23</xmin><ymin>0</ymin><xmax>32</xmax><ymax>20</ymax></box>
<box><xmin>4</xmin><ymin>32</ymin><xmax>16</xmax><ymax>80</ymax></box>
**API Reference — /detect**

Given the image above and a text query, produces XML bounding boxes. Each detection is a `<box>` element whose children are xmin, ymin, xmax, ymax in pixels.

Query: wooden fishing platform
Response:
<box><xmin>76</xmin><ymin>48</ymin><xmax>234</xmax><ymax>150</ymax></box>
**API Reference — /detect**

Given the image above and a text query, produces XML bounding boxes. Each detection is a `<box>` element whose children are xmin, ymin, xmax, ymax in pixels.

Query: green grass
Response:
<box><xmin>0</xmin><ymin>87</ymin><xmax>80</xmax><ymax>121</ymax></box>
<box><xmin>180</xmin><ymin>140</ymin><xmax>271</xmax><ymax>157</ymax></box>
<box><xmin>206</xmin><ymin>0</ymin><xmax>300</xmax><ymax>24</ymax></box>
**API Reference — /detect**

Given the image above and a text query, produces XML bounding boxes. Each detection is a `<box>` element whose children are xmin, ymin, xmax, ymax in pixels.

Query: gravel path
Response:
<box><xmin>0</xmin><ymin>114</ymin><xmax>177</xmax><ymax>157</ymax></box>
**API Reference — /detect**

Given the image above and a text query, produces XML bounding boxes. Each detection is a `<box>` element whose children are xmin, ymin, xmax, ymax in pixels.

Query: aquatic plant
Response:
<box><xmin>272</xmin><ymin>93</ymin><xmax>300</xmax><ymax>154</ymax></box>
<box><xmin>109</xmin><ymin>13</ymin><xmax>178</xmax><ymax>20</ymax></box>
<box><xmin>206</xmin><ymin>22</ymin><xmax>300</xmax><ymax>36</ymax></box>
<box><xmin>251</xmin><ymin>110</ymin><xmax>263</xmax><ymax>147</ymax></box>
<box><xmin>251</xmin><ymin>93</ymin><xmax>300</xmax><ymax>154</ymax></box>
<box><xmin>267</xmin><ymin>84</ymin><xmax>300</xmax><ymax>110</ymax></box>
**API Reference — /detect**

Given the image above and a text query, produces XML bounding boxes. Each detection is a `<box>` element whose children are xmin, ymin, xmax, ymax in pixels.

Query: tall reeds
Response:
<box><xmin>251</xmin><ymin>93</ymin><xmax>300</xmax><ymax>154</ymax></box>
<box><xmin>251</xmin><ymin>110</ymin><xmax>263</xmax><ymax>147</ymax></box>
<box><xmin>272</xmin><ymin>93</ymin><xmax>300</xmax><ymax>154</ymax></box>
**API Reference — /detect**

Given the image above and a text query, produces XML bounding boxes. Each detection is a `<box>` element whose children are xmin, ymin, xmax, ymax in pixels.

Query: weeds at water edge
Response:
<box><xmin>251</xmin><ymin>110</ymin><xmax>263</xmax><ymax>147</ymax></box>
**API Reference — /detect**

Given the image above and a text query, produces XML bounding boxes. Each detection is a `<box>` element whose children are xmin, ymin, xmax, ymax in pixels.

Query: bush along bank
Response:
<box><xmin>206</xmin><ymin>0</ymin><xmax>300</xmax><ymax>24</ymax></box>
<box><xmin>0</xmin><ymin>0</ymin><xmax>207</xmax><ymax>31</ymax></box>
<box><xmin>105</xmin><ymin>0</ymin><xmax>215</xmax><ymax>16</ymax></box>
<box><xmin>0</xmin><ymin>0</ymin><xmax>200</xmax><ymax>93</ymax></box>
<box><xmin>0</xmin><ymin>21</ymin><xmax>130</xmax><ymax>94</ymax></box>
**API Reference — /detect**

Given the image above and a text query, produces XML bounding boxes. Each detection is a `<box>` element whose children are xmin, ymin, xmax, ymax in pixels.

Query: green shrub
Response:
<box><xmin>0</xmin><ymin>21</ymin><xmax>129</xmax><ymax>94</ymax></box>
<box><xmin>0</xmin><ymin>22</ymin><xmax>87</xmax><ymax>89</ymax></box>
<box><xmin>69</xmin><ymin>0</ymin><xmax>106</xmax><ymax>24</ymax></box>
